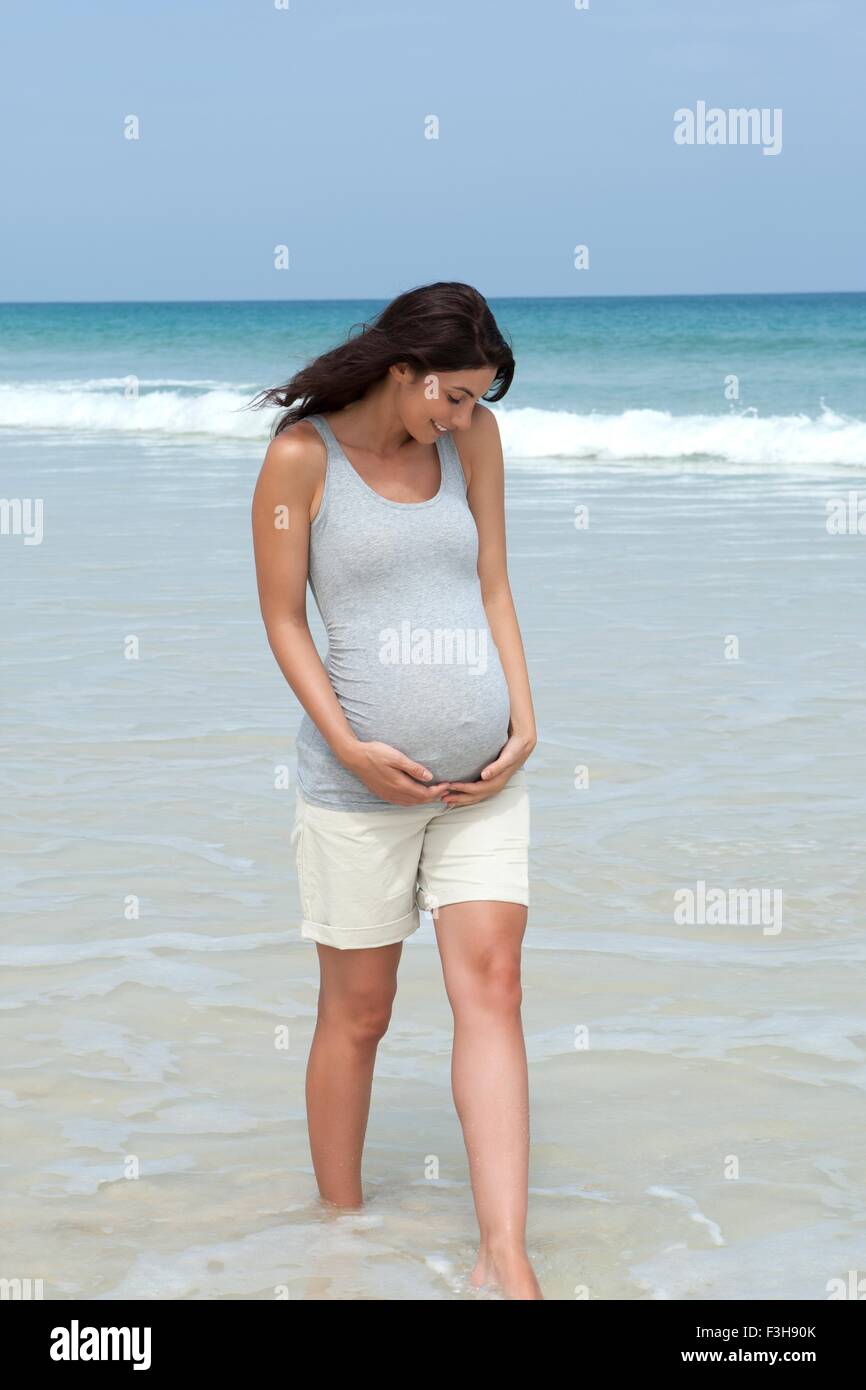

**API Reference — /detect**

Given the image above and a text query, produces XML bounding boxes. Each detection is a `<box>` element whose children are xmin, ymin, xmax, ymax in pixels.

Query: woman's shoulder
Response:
<box><xmin>254</xmin><ymin>417</ymin><xmax>329</xmax><ymax>522</ymax></box>
<box><xmin>265</xmin><ymin>415</ymin><xmax>326</xmax><ymax>463</ymax></box>
<box><xmin>466</xmin><ymin>402</ymin><xmax>500</xmax><ymax>438</ymax></box>
<box><xmin>260</xmin><ymin>417</ymin><xmax>328</xmax><ymax>484</ymax></box>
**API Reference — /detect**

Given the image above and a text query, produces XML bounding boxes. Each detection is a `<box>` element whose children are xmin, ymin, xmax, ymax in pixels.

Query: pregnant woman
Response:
<box><xmin>250</xmin><ymin>282</ymin><xmax>541</xmax><ymax>1299</ymax></box>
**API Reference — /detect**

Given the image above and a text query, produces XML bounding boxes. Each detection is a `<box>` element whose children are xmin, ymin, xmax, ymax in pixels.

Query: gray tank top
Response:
<box><xmin>295</xmin><ymin>412</ymin><xmax>512</xmax><ymax>810</ymax></box>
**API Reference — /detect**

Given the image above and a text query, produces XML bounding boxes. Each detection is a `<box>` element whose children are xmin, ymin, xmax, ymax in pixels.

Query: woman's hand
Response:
<box><xmin>440</xmin><ymin>729</ymin><xmax>536</xmax><ymax>806</ymax></box>
<box><xmin>340</xmin><ymin>740</ymin><xmax>452</xmax><ymax>807</ymax></box>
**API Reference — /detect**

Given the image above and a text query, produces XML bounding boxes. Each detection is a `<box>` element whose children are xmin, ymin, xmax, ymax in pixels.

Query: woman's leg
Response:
<box><xmin>433</xmin><ymin>901</ymin><xmax>543</xmax><ymax>1300</ymax></box>
<box><xmin>306</xmin><ymin>939</ymin><xmax>403</xmax><ymax>1209</ymax></box>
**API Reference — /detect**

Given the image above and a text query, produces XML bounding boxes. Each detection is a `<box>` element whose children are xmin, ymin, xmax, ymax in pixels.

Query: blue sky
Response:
<box><xmin>2</xmin><ymin>0</ymin><xmax>863</xmax><ymax>300</ymax></box>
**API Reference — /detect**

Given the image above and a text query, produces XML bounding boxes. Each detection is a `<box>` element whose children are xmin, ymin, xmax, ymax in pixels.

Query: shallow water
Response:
<box><xmin>2</xmin><ymin>431</ymin><xmax>865</xmax><ymax>1299</ymax></box>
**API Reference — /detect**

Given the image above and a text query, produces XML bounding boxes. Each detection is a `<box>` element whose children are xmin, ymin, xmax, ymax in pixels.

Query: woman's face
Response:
<box><xmin>396</xmin><ymin>364</ymin><xmax>499</xmax><ymax>441</ymax></box>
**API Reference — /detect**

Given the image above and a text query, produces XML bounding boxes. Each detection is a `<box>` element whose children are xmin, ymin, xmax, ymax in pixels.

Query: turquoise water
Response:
<box><xmin>1</xmin><ymin>294</ymin><xmax>864</xmax><ymax>465</ymax></box>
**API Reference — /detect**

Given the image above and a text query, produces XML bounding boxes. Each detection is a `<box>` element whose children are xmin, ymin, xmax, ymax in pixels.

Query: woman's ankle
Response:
<box><xmin>477</xmin><ymin>1236</ymin><xmax>530</xmax><ymax>1262</ymax></box>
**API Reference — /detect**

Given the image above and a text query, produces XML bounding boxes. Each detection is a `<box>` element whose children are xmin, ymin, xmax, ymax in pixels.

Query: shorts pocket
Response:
<box><xmin>291</xmin><ymin>800</ymin><xmax>308</xmax><ymax>916</ymax></box>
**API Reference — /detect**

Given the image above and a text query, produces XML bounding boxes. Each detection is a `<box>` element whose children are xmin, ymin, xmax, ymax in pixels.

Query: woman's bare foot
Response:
<box><xmin>471</xmin><ymin>1244</ymin><xmax>544</xmax><ymax>1300</ymax></box>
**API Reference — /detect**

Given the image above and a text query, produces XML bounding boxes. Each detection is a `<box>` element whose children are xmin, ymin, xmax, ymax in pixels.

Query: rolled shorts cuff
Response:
<box><xmin>416</xmin><ymin>885</ymin><xmax>529</xmax><ymax>914</ymax></box>
<box><xmin>300</xmin><ymin>904</ymin><xmax>421</xmax><ymax>951</ymax></box>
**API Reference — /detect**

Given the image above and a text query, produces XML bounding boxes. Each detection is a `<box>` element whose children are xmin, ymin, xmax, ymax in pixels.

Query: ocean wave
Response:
<box><xmin>0</xmin><ymin>382</ymin><xmax>864</xmax><ymax>467</ymax></box>
<box><xmin>494</xmin><ymin>403</ymin><xmax>866</xmax><ymax>468</ymax></box>
<box><xmin>0</xmin><ymin>382</ymin><xmax>269</xmax><ymax>439</ymax></box>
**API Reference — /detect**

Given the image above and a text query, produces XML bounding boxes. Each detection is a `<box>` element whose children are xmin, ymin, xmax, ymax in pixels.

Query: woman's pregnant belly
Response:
<box><xmin>327</xmin><ymin>617</ymin><xmax>511</xmax><ymax>783</ymax></box>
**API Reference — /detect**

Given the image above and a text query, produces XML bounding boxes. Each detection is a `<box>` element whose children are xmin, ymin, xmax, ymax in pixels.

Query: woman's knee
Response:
<box><xmin>316</xmin><ymin>942</ymin><xmax>399</xmax><ymax>1041</ymax></box>
<box><xmin>319</xmin><ymin>981</ymin><xmax>397</xmax><ymax>1042</ymax></box>
<box><xmin>451</xmin><ymin>956</ymin><xmax>523</xmax><ymax>1016</ymax></box>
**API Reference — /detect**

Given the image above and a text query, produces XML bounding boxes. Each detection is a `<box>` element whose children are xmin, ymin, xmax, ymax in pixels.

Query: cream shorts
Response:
<box><xmin>291</xmin><ymin>768</ymin><xmax>530</xmax><ymax>950</ymax></box>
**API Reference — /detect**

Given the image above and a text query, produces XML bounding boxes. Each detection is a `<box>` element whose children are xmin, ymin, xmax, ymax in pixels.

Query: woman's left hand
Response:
<box><xmin>439</xmin><ymin>731</ymin><xmax>536</xmax><ymax>805</ymax></box>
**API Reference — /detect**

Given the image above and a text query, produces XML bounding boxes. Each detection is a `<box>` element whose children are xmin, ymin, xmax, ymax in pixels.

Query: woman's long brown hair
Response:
<box><xmin>246</xmin><ymin>281</ymin><xmax>515</xmax><ymax>437</ymax></box>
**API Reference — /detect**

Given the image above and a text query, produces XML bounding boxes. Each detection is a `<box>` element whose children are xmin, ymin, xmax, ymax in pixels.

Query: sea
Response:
<box><xmin>2</xmin><ymin>293</ymin><xmax>865</xmax><ymax>1300</ymax></box>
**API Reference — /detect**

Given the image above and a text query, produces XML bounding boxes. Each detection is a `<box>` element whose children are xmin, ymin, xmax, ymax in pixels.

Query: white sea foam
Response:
<box><xmin>1</xmin><ymin>382</ymin><xmax>864</xmax><ymax>469</ymax></box>
<box><xmin>0</xmin><ymin>381</ymin><xmax>269</xmax><ymax>439</ymax></box>
<box><xmin>494</xmin><ymin>401</ymin><xmax>866</xmax><ymax>469</ymax></box>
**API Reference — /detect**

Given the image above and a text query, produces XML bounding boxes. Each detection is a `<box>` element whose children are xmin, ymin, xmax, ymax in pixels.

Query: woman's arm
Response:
<box><xmin>251</xmin><ymin>427</ymin><xmax>363</xmax><ymax>767</ymax></box>
<box><xmin>461</xmin><ymin>405</ymin><xmax>537</xmax><ymax>779</ymax></box>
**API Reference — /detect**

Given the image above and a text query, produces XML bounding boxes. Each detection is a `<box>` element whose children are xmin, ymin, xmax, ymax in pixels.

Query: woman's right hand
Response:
<box><xmin>340</xmin><ymin>740</ymin><xmax>451</xmax><ymax>806</ymax></box>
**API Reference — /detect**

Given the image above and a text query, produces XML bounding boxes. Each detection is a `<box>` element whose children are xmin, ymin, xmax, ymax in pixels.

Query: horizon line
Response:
<box><xmin>1</xmin><ymin>288</ymin><xmax>864</xmax><ymax>308</ymax></box>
